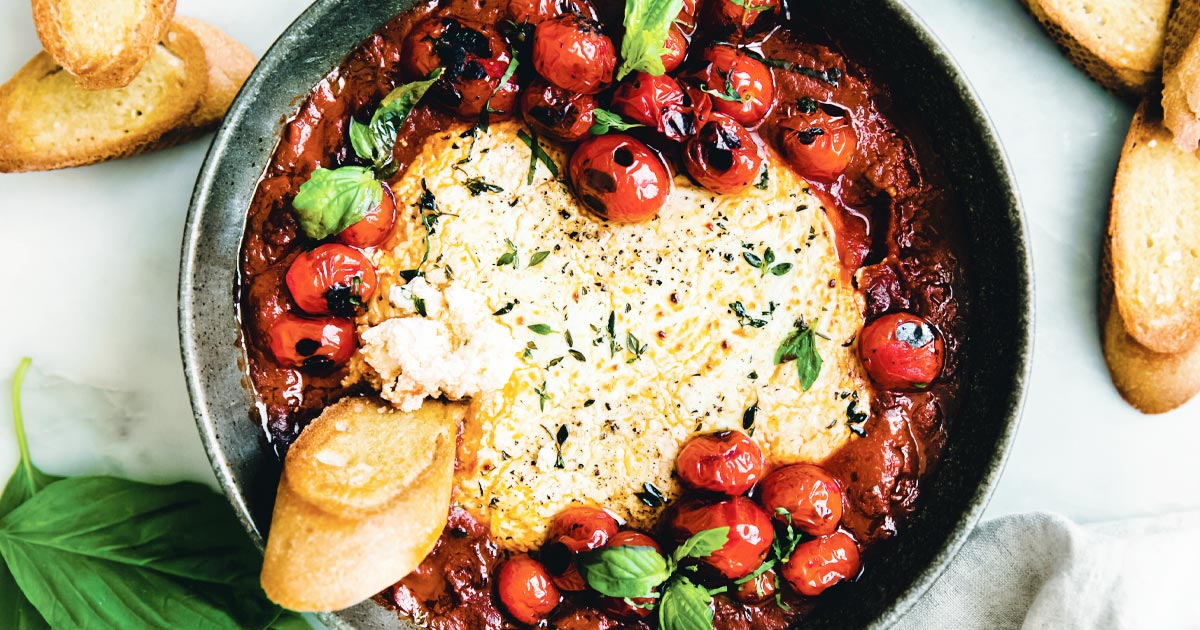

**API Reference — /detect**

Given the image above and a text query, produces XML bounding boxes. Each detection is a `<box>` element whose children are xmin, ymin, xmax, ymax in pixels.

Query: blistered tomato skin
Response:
<box><xmin>712</xmin><ymin>0</ymin><xmax>779</xmax><ymax>35</ymax></box>
<box><xmin>598</xmin><ymin>531</ymin><xmax>662</xmax><ymax>620</ymax></box>
<box><xmin>675</xmin><ymin>0</ymin><xmax>699</xmax><ymax>33</ymax></box>
<box><xmin>497</xmin><ymin>554</ymin><xmax>562</xmax><ymax>625</ymax></box>
<box><xmin>532</xmin><ymin>15</ymin><xmax>616</xmax><ymax>94</ymax></box>
<box><xmin>542</xmin><ymin>506</ymin><xmax>619</xmax><ymax>591</ymax></box>
<box><xmin>569</xmin><ymin>134</ymin><xmax>672</xmax><ymax>223</ymax></box>
<box><xmin>611</xmin><ymin>73</ymin><xmax>694</xmax><ymax>141</ymax></box>
<box><xmin>758</xmin><ymin>463</ymin><xmax>844</xmax><ymax>537</ymax></box>
<box><xmin>736</xmin><ymin>568</ymin><xmax>778</xmax><ymax>604</ymax></box>
<box><xmin>507</xmin><ymin>0</ymin><xmax>597</xmax><ymax>24</ymax></box>
<box><xmin>859</xmin><ymin>312</ymin><xmax>945</xmax><ymax>390</ymax></box>
<box><xmin>683</xmin><ymin>114</ymin><xmax>765</xmax><ymax>195</ymax></box>
<box><xmin>694</xmin><ymin>45</ymin><xmax>776</xmax><ymax>127</ymax></box>
<box><xmin>667</xmin><ymin>497</ymin><xmax>775</xmax><ymax>580</ymax></box>
<box><xmin>339</xmin><ymin>183</ymin><xmax>397</xmax><ymax>248</ymax></box>
<box><xmin>676</xmin><ymin>430</ymin><xmax>764</xmax><ymax>495</ymax></box>
<box><xmin>781</xmin><ymin>531</ymin><xmax>861</xmax><ymax>597</ymax></box>
<box><xmin>285</xmin><ymin>244</ymin><xmax>378</xmax><ymax>318</ymax></box>
<box><xmin>780</xmin><ymin>107</ymin><xmax>858</xmax><ymax>183</ymax></box>
<box><xmin>521</xmin><ymin>79</ymin><xmax>597</xmax><ymax>143</ymax></box>
<box><xmin>266</xmin><ymin>315</ymin><xmax>357</xmax><ymax>372</ymax></box>
<box><xmin>401</xmin><ymin>18</ymin><xmax>518</xmax><ymax>119</ymax></box>
<box><xmin>661</xmin><ymin>24</ymin><xmax>689</xmax><ymax>73</ymax></box>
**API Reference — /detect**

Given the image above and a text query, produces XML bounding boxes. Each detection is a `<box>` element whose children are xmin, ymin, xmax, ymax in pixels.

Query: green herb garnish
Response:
<box><xmin>626</xmin><ymin>332</ymin><xmax>648</xmax><ymax>363</ymax></box>
<box><xmin>729</xmin><ymin>301</ymin><xmax>775</xmax><ymax>328</ymax></box>
<box><xmin>775</xmin><ymin>319</ymin><xmax>823</xmax><ymax>391</ymax></box>
<box><xmin>292</xmin><ymin>166</ymin><xmax>383</xmax><ymax>241</ymax></box>
<box><xmin>349</xmin><ymin>69</ymin><xmax>443</xmax><ymax>175</ymax></box>
<box><xmin>590</xmin><ymin>108</ymin><xmax>645</xmax><ymax>135</ymax></box>
<box><xmin>528</xmin><ymin>323</ymin><xmax>555</xmax><ymax>335</ymax></box>
<box><xmin>528</xmin><ymin>250</ymin><xmax>551</xmax><ymax>267</ymax></box>
<box><xmin>616</xmin><ymin>0</ymin><xmax>686</xmax><ymax>79</ymax></box>
<box><xmin>517</xmin><ymin>129</ymin><xmax>559</xmax><ymax>184</ymax></box>
<box><xmin>535</xmin><ymin>380</ymin><xmax>551</xmax><ymax>412</ymax></box>
<box><xmin>465</xmin><ymin>177</ymin><xmax>504</xmax><ymax>196</ymax></box>
<box><xmin>496</xmin><ymin>238</ymin><xmax>519</xmax><ymax>268</ymax></box>
<box><xmin>742</xmin><ymin>246</ymin><xmax>793</xmax><ymax>276</ymax></box>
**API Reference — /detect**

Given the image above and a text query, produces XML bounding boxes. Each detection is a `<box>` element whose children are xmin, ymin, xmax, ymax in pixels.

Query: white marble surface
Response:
<box><xmin>0</xmin><ymin>0</ymin><xmax>1196</xmax><ymax>539</ymax></box>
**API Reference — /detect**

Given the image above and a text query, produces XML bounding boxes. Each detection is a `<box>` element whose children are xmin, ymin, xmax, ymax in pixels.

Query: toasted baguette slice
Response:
<box><xmin>32</xmin><ymin>0</ymin><xmax>177</xmax><ymax>90</ymax></box>
<box><xmin>1162</xmin><ymin>0</ymin><xmax>1200</xmax><ymax>150</ymax></box>
<box><xmin>1103</xmin><ymin>288</ymin><xmax>1200</xmax><ymax>415</ymax></box>
<box><xmin>1110</xmin><ymin>101</ymin><xmax>1200</xmax><ymax>354</ymax></box>
<box><xmin>1021</xmin><ymin>0</ymin><xmax>1171</xmax><ymax>97</ymax></box>
<box><xmin>0</xmin><ymin>18</ymin><xmax>254</xmax><ymax>172</ymax></box>
<box><xmin>261</xmin><ymin>397</ymin><xmax>466</xmax><ymax>612</ymax></box>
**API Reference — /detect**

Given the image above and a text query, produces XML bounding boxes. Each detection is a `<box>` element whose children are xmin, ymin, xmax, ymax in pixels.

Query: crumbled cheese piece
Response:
<box><xmin>361</xmin><ymin>281</ymin><xmax>519</xmax><ymax>411</ymax></box>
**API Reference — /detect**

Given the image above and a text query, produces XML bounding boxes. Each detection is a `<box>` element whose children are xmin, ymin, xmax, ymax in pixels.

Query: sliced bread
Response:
<box><xmin>1162</xmin><ymin>0</ymin><xmax>1200</xmax><ymax>150</ymax></box>
<box><xmin>0</xmin><ymin>17</ymin><xmax>254</xmax><ymax>172</ymax></box>
<box><xmin>32</xmin><ymin>0</ymin><xmax>177</xmax><ymax>90</ymax></box>
<box><xmin>1021</xmin><ymin>0</ymin><xmax>1172</xmax><ymax>97</ymax></box>
<box><xmin>1109</xmin><ymin>101</ymin><xmax>1200</xmax><ymax>355</ymax></box>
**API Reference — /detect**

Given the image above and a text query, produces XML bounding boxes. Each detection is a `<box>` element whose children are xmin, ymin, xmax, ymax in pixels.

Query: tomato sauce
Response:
<box><xmin>237</xmin><ymin>0</ymin><xmax>968</xmax><ymax>626</ymax></box>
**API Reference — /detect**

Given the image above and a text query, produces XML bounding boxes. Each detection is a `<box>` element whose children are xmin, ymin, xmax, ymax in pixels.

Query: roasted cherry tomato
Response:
<box><xmin>661</xmin><ymin>24</ymin><xmax>689</xmax><ymax>73</ymax></box>
<box><xmin>781</xmin><ymin>531</ymin><xmax>860</xmax><ymax>597</ymax></box>
<box><xmin>692</xmin><ymin>44</ymin><xmax>775</xmax><ymax>127</ymax></box>
<box><xmin>859</xmin><ymin>312</ymin><xmax>945</xmax><ymax>389</ymax></box>
<box><xmin>598</xmin><ymin>531</ymin><xmax>662</xmax><ymax>620</ymax></box>
<box><xmin>683</xmin><ymin>114</ymin><xmax>764</xmax><ymax>195</ymax></box>
<box><xmin>521</xmin><ymin>79</ymin><xmax>597</xmax><ymax>143</ymax></box>
<box><xmin>667</xmin><ymin>497</ymin><xmax>774</xmax><ymax>580</ymax></box>
<box><xmin>402</xmin><ymin>18</ymin><xmax>519</xmax><ymax>119</ymax></box>
<box><xmin>758</xmin><ymin>463</ymin><xmax>843</xmax><ymax>537</ymax></box>
<box><xmin>711</xmin><ymin>0</ymin><xmax>779</xmax><ymax>35</ymax></box>
<box><xmin>508</xmin><ymin>0</ymin><xmax>597</xmax><ymax>24</ymax></box>
<box><xmin>285</xmin><ymin>244</ymin><xmax>377</xmax><ymax>318</ymax></box>
<box><xmin>676</xmin><ymin>430</ymin><xmax>764</xmax><ymax>495</ymax></box>
<box><xmin>779</xmin><ymin>107</ymin><xmax>858</xmax><ymax>183</ymax></box>
<box><xmin>611</xmin><ymin>73</ymin><xmax>695</xmax><ymax>141</ymax></box>
<box><xmin>736</xmin><ymin>567</ymin><xmax>778</xmax><ymax>604</ymax></box>
<box><xmin>339</xmin><ymin>182</ymin><xmax>397</xmax><ymax>248</ymax></box>
<box><xmin>266</xmin><ymin>314</ymin><xmax>357</xmax><ymax>372</ymax></box>
<box><xmin>497</xmin><ymin>554</ymin><xmax>562</xmax><ymax>625</ymax></box>
<box><xmin>569</xmin><ymin>134</ymin><xmax>672</xmax><ymax>222</ymax></box>
<box><xmin>532</xmin><ymin>14</ymin><xmax>616</xmax><ymax>94</ymax></box>
<box><xmin>542</xmin><ymin>506</ymin><xmax>619</xmax><ymax>591</ymax></box>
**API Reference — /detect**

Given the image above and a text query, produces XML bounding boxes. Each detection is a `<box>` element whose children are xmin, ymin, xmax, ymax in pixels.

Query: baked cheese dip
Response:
<box><xmin>238</xmin><ymin>0</ymin><xmax>970</xmax><ymax>626</ymax></box>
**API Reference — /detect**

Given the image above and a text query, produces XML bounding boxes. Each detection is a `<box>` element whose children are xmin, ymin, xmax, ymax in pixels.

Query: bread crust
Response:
<box><xmin>32</xmin><ymin>0</ymin><xmax>177</xmax><ymax>90</ymax></box>
<box><xmin>1109</xmin><ymin>101</ymin><xmax>1200</xmax><ymax>354</ymax></box>
<box><xmin>260</xmin><ymin>397</ymin><xmax>465</xmax><ymax>612</ymax></box>
<box><xmin>1162</xmin><ymin>0</ymin><xmax>1200</xmax><ymax>150</ymax></box>
<box><xmin>1021</xmin><ymin>0</ymin><xmax>1170</xmax><ymax>98</ymax></box>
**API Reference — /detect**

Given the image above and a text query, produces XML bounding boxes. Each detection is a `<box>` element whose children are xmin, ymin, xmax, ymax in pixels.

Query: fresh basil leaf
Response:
<box><xmin>671</xmin><ymin>527</ymin><xmax>729</xmax><ymax>565</ymax></box>
<box><xmin>292</xmin><ymin>166</ymin><xmax>383</xmax><ymax>240</ymax></box>
<box><xmin>775</xmin><ymin>321</ymin><xmax>823</xmax><ymax>391</ymax></box>
<box><xmin>0</xmin><ymin>477</ymin><xmax>281</xmax><ymax>629</ymax></box>
<box><xmin>579</xmin><ymin>545</ymin><xmax>671</xmax><ymax>598</ymax></box>
<box><xmin>590</xmin><ymin>108</ymin><xmax>644</xmax><ymax>135</ymax></box>
<box><xmin>351</xmin><ymin>69</ymin><xmax>444</xmax><ymax>171</ymax></box>
<box><xmin>617</xmin><ymin>0</ymin><xmax>686</xmax><ymax>79</ymax></box>
<box><xmin>658</xmin><ymin>576</ymin><xmax>715</xmax><ymax>630</ymax></box>
<box><xmin>1</xmin><ymin>358</ymin><xmax>54</xmax><ymax>630</ymax></box>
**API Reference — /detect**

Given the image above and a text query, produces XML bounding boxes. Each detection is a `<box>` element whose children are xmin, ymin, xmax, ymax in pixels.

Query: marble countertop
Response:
<box><xmin>1</xmin><ymin>0</ymin><xmax>1196</xmax><ymax>539</ymax></box>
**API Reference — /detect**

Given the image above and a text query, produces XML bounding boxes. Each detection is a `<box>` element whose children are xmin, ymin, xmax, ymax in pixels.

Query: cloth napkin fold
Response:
<box><xmin>892</xmin><ymin>511</ymin><xmax>1200</xmax><ymax>629</ymax></box>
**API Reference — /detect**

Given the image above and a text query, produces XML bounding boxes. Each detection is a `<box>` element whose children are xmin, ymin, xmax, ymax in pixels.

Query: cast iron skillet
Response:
<box><xmin>179</xmin><ymin>0</ymin><xmax>1033</xmax><ymax>627</ymax></box>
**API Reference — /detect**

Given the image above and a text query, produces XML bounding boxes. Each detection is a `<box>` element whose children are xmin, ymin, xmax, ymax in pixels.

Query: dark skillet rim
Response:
<box><xmin>178</xmin><ymin>0</ymin><xmax>1033</xmax><ymax>627</ymax></box>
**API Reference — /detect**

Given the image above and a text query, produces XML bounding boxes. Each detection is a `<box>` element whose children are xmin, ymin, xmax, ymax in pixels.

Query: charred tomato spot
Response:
<box><xmin>613</xmin><ymin>147</ymin><xmax>634</xmax><ymax>167</ymax></box>
<box><xmin>583</xmin><ymin>168</ymin><xmax>618</xmax><ymax>193</ymax></box>
<box><xmin>302</xmin><ymin>355</ymin><xmax>335</xmax><ymax>373</ymax></box>
<box><xmin>294</xmin><ymin>338</ymin><xmax>320</xmax><ymax>357</ymax></box>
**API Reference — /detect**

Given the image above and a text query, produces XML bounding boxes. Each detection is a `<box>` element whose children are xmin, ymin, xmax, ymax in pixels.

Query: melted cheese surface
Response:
<box><xmin>352</xmin><ymin>121</ymin><xmax>870</xmax><ymax>550</ymax></box>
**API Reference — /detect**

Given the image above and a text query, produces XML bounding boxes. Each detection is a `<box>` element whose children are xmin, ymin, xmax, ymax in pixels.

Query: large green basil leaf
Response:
<box><xmin>579</xmin><ymin>544</ymin><xmax>671</xmax><ymax>598</ymax></box>
<box><xmin>617</xmin><ymin>0</ymin><xmax>685</xmax><ymax>79</ymax></box>
<box><xmin>658</xmin><ymin>576</ymin><xmax>715</xmax><ymax>630</ymax></box>
<box><xmin>350</xmin><ymin>69</ymin><xmax>443</xmax><ymax>172</ymax></box>
<box><xmin>0</xmin><ymin>477</ymin><xmax>281</xmax><ymax>629</ymax></box>
<box><xmin>774</xmin><ymin>320</ymin><xmax>823</xmax><ymax>391</ymax></box>
<box><xmin>671</xmin><ymin>527</ymin><xmax>729</xmax><ymax>566</ymax></box>
<box><xmin>292</xmin><ymin>166</ymin><xmax>383</xmax><ymax>240</ymax></box>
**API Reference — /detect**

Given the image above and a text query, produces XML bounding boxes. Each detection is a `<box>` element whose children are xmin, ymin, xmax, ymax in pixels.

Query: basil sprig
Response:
<box><xmin>292</xmin><ymin>166</ymin><xmax>383</xmax><ymax>241</ymax></box>
<box><xmin>578</xmin><ymin>527</ymin><xmax>730</xmax><ymax>630</ymax></box>
<box><xmin>590</xmin><ymin>108</ymin><xmax>645</xmax><ymax>135</ymax></box>
<box><xmin>0</xmin><ymin>359</ymin><xmax>302</xmax><ymax>629</ymax></box>
<box><xmin>775</xmin><ymin>318</ymin><xmax>824</xmax><ymax>390</ymax></box>
<box><xmin>349</xmin><ymin>68</ymin><xmax>443</xmax><ymax>175</ymax></box>
<box><xmin>617</xmin><ymin>0</ymin><xmax>686</xmax><ymax>79</ymax></box>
